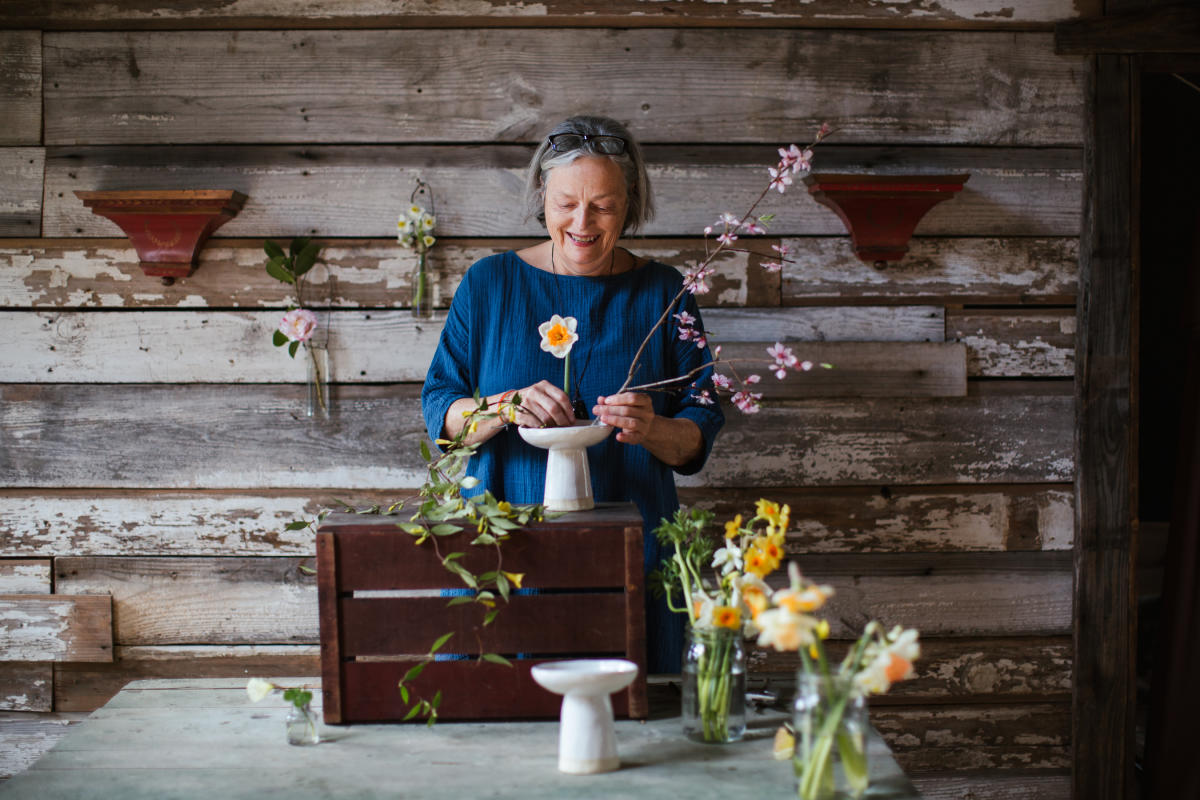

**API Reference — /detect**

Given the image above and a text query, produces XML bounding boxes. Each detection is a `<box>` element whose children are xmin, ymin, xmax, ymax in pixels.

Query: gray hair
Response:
<box><xmin>524</xmin><ymin>115</ymin><xmax>655</xmax><ymax>235</ymax></box>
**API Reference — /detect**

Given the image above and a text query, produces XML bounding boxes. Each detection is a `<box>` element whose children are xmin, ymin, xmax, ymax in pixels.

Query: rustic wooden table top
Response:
<box><xmin>0</xmin><ymin>678</ymin><xmax>922</xmax><ymax>799</ymax></box>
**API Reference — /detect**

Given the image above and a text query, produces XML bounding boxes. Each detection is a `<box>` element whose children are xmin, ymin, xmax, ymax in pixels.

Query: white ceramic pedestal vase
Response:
<box><xmin>531</xmin><ymin>659</ymin><xmax>639</xmax><ymax>775</ymax></box>
<box><xmin>517</xmin><ymin>422</ymin><xmax>612</xmax><ymax>511</ymax></box>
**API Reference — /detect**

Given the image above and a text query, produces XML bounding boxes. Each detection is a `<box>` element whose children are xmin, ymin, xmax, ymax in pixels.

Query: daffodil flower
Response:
<box><xmin>538</xmin><ymin>314</ymin><xmax>579</xmax><ymax>396</ymax></box>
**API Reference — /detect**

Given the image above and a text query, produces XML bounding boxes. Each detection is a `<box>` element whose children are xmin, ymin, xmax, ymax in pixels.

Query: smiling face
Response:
<box><xmin>543</xmin><ymin>156</ymin><xmax>629</xmax><ymax>276</ymax></box>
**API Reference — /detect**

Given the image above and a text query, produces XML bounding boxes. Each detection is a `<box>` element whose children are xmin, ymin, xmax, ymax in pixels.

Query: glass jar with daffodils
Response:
<box><xmin>397</xmin><ymin>179</ymin><xmax>438</xmax><ymax>319</ymax></box>
<box><xmin>653</xmin><ymin>499</ymin><xmax>791</xmax><ymax>743</ymax></box>
<box><xmin>757</xmin><ymin>565</ymin><xmax>921</xmax><ymax>800</ymax></box>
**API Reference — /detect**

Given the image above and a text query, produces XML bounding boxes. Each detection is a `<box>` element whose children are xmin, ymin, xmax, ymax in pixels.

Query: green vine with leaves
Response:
<box><xmin>287</xmin><ymin>390</ymin><xmax>545</xmax><ymax>723</ymax></box>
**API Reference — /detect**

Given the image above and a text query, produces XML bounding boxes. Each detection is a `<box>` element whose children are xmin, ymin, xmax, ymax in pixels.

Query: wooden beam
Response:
<box><xmin>41</xmin><ymin>30</ymin><xmax>1082</xmax><ymax>146</ymax></box>
<box><xmin>0</xmin><ymin>0</ymin><xmax>1096</xmax><ymax>31</ymax></box>
<box><xmin>41</xmin><ymin>145</ymin><xmax>1084</xmax><ymax>238</ymax></box>
<box><xmin>0</xmin><ymin>149</ymin><xmax>43</xmax><ymax>237</ymax></box>
<box><xmin>1073</xmin><ymin>54</ymin><xmax>1136</xmax><ymax>800</ymax></box>
<box><xmin>1056</xmin><ymin>5</ymin><xmax>1200</xmax><ymax>54</ymax></box>
<box><xmin>0</xmin><ymin>595</ymin><xmax>113</xmax><ymax>662</ymax></box>
<box><xmin>0</xmin><ymin>32</ymin><xmax>40</xmax><ymax>146</ymax></box>
<box><xmin>0</xmin><ymin>384</ymin><xmax>1075</xmax><ymax>489</ymax></box>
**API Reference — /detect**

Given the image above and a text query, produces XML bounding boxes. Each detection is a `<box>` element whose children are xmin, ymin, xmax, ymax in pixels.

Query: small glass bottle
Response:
<box><xmin>286</xmin><ymin>703</ymin><xmax>320</xmax><ymax>746</ymax></box>
<box><xmin>305</xmin><ymin>343</ymin><xmax>329</xmax><ymax>419</ymax></box>
<box><xmin>681</xmin><ymin>626</ymin><xmax>746</xmax><ymax>743</ymax></box>
<box><xmin>793</xmin><ymin>673</ymin><xmax>869</xmax><ymax>800</ymax></box>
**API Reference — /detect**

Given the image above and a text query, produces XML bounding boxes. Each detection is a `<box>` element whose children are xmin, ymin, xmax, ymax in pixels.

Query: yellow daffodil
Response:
<box><xmin>713</xmin><ymin>605</ymin><xmax>741</xmax><ymax>630</ymax></box>
<box><xmin>744</xmin><ymin>546</ymin><xmax>771</xmax><ymax>578</ymax></box>
<box><xmin>816</xmin><ymin>619</ymin><xmax>830</xmax><ymax>640</ymax></box>
<box><xmin>501</xmin><ymin>571</ymin><xmax>524</xmax><ymax>589</ymax></box>
<box><xmin>408</xmin><ymin>204</ymin><xmax>423</xmax><ymax>217</ymax></box>
<box><xmin>537</xmin><ymin>314</ymin><xmax>578</xmax><ymax>359</ymax></box>
<box><xmin>724</xmin><ymin>514</ymin><xmax>743</xmax><ymax>539</ymax></box>
<box><xmin>772</xmin><ymin>725</ymin><xmax>795</xmax><ymax>760</ymax></box>
<box><xmin>497</xmin><ymin>501</ymin><xmax>512</xmax><ymax>514</ymax></box>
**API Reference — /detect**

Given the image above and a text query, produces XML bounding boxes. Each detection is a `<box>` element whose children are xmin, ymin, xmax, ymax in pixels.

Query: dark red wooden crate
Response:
<box><xmin>317</xmin><ymin>503</ymin><xmax>647</xmax><ymax>723</ymax></box>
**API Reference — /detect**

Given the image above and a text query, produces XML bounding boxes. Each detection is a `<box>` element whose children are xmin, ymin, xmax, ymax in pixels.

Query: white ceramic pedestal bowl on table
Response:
<box><xmin>517</xmin><ymin>422</ymin><xmax>612</xmax><ymax>512</ymax></box>
<box><xmin>531</xmin><ymin>659</ymin><xmax>639</xmax><ymax>775</ymax></box>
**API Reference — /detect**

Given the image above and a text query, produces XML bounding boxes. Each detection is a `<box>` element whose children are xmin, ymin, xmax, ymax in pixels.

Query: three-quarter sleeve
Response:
<box><xmin>420</xmin><ymin>271</ymin><xmax>474</xmax><ymax>448</ymax></box>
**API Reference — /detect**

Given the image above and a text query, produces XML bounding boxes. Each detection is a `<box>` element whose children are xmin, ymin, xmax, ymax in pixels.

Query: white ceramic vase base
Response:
<box><xmin>517</xmin><ymin>423</ymin><xmax>612</xmax><ymax>512</ymax></box>
<box><xmin>530</xmin><ymin>659</ymin><xmax>639</xmax><ymax>776</ymax></box>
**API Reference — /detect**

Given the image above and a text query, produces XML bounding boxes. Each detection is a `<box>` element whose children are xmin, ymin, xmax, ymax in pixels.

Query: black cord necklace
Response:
<box><xmin>549</xmin><ymin>242</ymin><xmax>616</xmax><ymax>420</ymax></box>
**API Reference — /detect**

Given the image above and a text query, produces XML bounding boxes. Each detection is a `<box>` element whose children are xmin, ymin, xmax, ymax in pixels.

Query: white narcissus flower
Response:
<box><xmin>278</xmin><ymin>308</ymin><xmax>318</xmax><ymax>343</ymax></box>
<box><xmin>711</xmin><ymin>542</ymin><xmax>743</xmax><ymax>576</ymax></box>
<box><xmin>246</xmin><ymin>678</ymin><xmax>276</xmax><ymax>703</ymax></box>
<box><xmin>537</xmin><ymin>314</ymin><xmax>578</xmax><ymax>359</ymax></box>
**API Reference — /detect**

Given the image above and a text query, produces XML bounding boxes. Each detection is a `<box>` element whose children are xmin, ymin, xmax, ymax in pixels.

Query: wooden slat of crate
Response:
<box><xmin>332</xmin><ymin>524</ymin><xmax>625</xmax><ymax>590</ymax></box>
<box><xmin>0</xmin><ymin>595</ymin><xmax>113</xmax><ymax>662</ymax></box>
<box><xmin>339</xmin><ymin>594</ymin><xmax>628</xmax><ymax>657</ymax></box>
<box><xmin>339</xmin><ymin>660</ymin><xmax>634</xmax><ymax>723</ymax></box>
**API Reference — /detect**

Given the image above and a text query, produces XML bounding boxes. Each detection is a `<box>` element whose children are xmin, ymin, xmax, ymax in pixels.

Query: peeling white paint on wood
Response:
<box><xmin>0</xmin><ymin>238</ymin><xmax>770</xmax><ymax>309</ymax></box>
<box><xmin>782</xmin><ymin>236</ymin><xmax>1077</xmax><ymax>303</ymax></box>
<box><xmin>0</xmin><ymin>306</ymin><xmax>944</xmax><ymax>383</ymax></box>
<box><xmin>948</xmin><ymin>310</ymin><xmax>1075</xmax><ymax>377</ymax></box>
<box><xmin>0</xmin><ymin>665</ymin><xmax>52</xmax><ymax>712</ymax></box>
<box><xmin>0</xmin><ymin>562</ymin><xmax>50</xmax><ymax>594</ymax></box>
<box><xmin>0</xmin><ymin>595</ymin><xmax>113</xmax><ymax>662</ymax></box>
<box><xmin>0</xmin><ymin>712</ymin><xmax>88</xmax><ymax>779</ymax></box>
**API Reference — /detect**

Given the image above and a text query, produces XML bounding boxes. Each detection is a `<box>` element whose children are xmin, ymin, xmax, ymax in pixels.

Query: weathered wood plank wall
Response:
<box><xmin>0</xmin><ymin>4</ymin><xmax>1084</xmax><ymax>796</ymax></box>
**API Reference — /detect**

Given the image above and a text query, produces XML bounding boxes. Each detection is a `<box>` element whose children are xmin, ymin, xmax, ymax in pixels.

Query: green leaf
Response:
<box><xmin>403</xmin><ymin>704</ymin><xmax>421</xmax><ymax>721</ymax></box>
<box><xmin>431</xmin><ymin>690</ymin><xmax>442</xmax><ymax>709</ymax></box>
<box><xmin>460</xmin><ymin>476</ymin><xmax>480</xmax><ymax>489</ymax></box>
<box><xmin>488</xmin><ymin>516</ymin><xmax>519</xmax><ymax>531</ymax></box>
<box><xmin>430</xmin><ymin>632</ymin><xmax>454</xmax><ymax>653</ymax></box>
<box><xmin>495</xmin><ymin>572</ymin><xmax>510</xmax><ymax>602</ymax></box>
<box><xmin>289</xmin><ymin>237</ymin><xmax>311</xmax><ymax>260</ymax></box>
<box><xmin>480</xmin><ymin>653</ymin><xmax>511</xmax><ymax>667</ymax></box>
<box><xmin>333</xmin><ymin>498</ymin><xmax>356</xmax><ymax>510</ymax></box>
<box><xmin>294</xmin><ymin>240</ymin><xmax>321</xmax><ymax>276</ymax></box>
<box><xmin>265</xmin><ymin>259</ymin><xmax>295</xmax><ymax>285</ymax></box>
<box><xmin>431</xmin><ymin>523</ymin><xmax>463</xmax><ymax>537</ymax></box>
<box><xmin>402</xmin><ymin>662</ymin><xmax>426</xmax><ymax>683</ymax></box>
<box><xmin>470</xmin><ymin>532</ymin><xmax>497</xmax><ymax>546</ymax></box>
<box><xmin>419</xmin><ymin>440</ymin><xmax>432</xmax><ymax>463</ymax></box>
<box><xmin>284</xmin><ymin>520</ymin><xmax>309</xmax><ymax>531</ymax></box>
<box><xmin>444</xmin><ymin>595</ymin><xmax>474</xmax><ymax>607</ymax></box>
<box><xmin>398</xmin><ymin>522</ymin><xmax>425</xmax><ymax>536</ymax></box>
<box><xmin>288</xmin><ymin>340</ymin><xmax>300</xmax><ymax>358</ymax></box>
<box><xmin>273</xmin><ymin>330</ymin><xmax>289</xmax><ymax>347</ymax></box>
<box><xmin>445</xmin><ymin>561</ymin><xmax>478</xmax><ymax>588</ymax></box>
<box><xmin>399</xmin><ymin>685</ymin><xmax>409</xmax><ymax>704</ymax></box>
<box><xmin>483</xmin><ymin>609</ymin><xmax>499</xmax><ymax>626</ymax></box>
<box><xmin>443</xmin><ymin>552</ymin><xmax>464</xmax><ymax>562</ymax></box>
<box><xmin>264</xmin><ymin>239</ymin><xmax>286</xmax><ymax>260</ymax></box>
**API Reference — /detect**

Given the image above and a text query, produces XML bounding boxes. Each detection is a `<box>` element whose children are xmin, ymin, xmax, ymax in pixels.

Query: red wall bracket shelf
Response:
<box><xmin>803</xmin><ymin>174</ymin><xmax>969</xmax><ymax>267</ymax></box>
<box><xmin>75</xmin><ymin>190</ymin><xmax>247</xmax><ymax>280</ymax></box>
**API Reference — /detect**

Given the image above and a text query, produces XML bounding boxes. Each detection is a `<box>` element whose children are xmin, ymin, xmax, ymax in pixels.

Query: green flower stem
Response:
<box><xmin>306</xmin><ymin>343</ymin><xmax>327</xmax><ymax>414</ymax></box>
<box><xmin>414</xmin><ymin>250</ymin><xmax>427</xmax><ymax>310</ymax></box>
<box><xmin>795</xmin><ymin>679</ymin><xmax>868</xmax><ymax>800</ymax></box>
<box><xmin>695</xmin><ymin>629</ymin><xmax>735</xmax><ymax>742</ymax></box>
<box><xmin>563</xmin><ymin>352</ymin><xmax>571</xmax><ymax>400</ymax></box>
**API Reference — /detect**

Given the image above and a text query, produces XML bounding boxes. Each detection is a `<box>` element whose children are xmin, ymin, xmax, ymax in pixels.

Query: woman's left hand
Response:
<box><xmin>594</xmin><ymin>392</ymin><xmax>656</xmax><ymax>445</ymax></box>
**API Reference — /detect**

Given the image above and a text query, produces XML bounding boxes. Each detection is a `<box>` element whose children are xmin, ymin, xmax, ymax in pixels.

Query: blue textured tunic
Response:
<box><xmin>421</xmin><ymin>251</ymin><xmax>725</xmax><ymax>671</ymax></box>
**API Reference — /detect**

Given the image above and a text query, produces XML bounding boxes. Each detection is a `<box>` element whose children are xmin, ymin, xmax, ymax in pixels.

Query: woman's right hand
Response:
<box><xmin>506</xmin><ymin>380</ymin><xmax>577</xmax><ymax>429</ymax></box>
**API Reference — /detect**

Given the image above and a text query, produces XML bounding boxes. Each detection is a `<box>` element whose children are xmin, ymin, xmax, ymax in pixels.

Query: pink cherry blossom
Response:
<box><xmin>717</xmin><ymin>212</ymin><xmax>740</xmax><ymax>226</ymax></box>
<box><xmin>717</xmin><ymin>231</ymin><xmax>738</xmax><ymax>245</ymax></box>
<box><xmin>744</xmin><ymin>373</ymin><xmax>761</xmax><ymax>385</ymax></box>
<box><xmin>732</xmin><ymin>390</ymin><xmax>763</xmax><ymax>414</ymax></box>
<box><xmin>703</xmin><ymin>225</ymin><xmax>713</xmax><ymax>235</ymax></box>
<box><xmin>278</xmin><ymin>308</ymin><xmax>318</xmax><ymax>343</ymax></box>
<box><xmin>761</xmin><ymin>260</ymin><xmax>783</xmax><ymax>272</ymax></box>
<box><xmin>741</xmin><ymin>221</ymin><xmax>766</xmax><ymax>235</ymax></box>
<box><xmin>800</xmin><ymin>360</ymin><xmax>814</xmax><ymax>372</ymax></box>
<box><xmin>767</xmin><ymin>166</ymin><xmax>792</xmax><ymax>194</ymax></box>
<box><xmin>684</xmin><ymin>265</ymin><xmax>714</xmax><ymax>295</ymax></box>
<box><xmin>772</xmin><ymin>243</ymin><xmax>790</xmax><ymax>257</ymax></box>
<box><xmin>712</xmin><ymin>374</ymin><xmax>734</xmax><ymax>391</ymax></box>
<box><xmin>674</xmin><ymin>310</ymin><xmax>697</xmax><ymax>327</ymax></box>
<box><xmin>767</xmin><ymin>342</ymin><xmax>799</xmax><ymax>368</ymax></box>
<box><xmin>693</xmin><ymin>389</ymin><xmax>714</xmax><ymax>406</ymax></box>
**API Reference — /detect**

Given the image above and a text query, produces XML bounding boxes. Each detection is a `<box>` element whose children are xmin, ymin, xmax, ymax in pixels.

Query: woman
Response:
<box><xmin>421</xmin><ymin>115</ymin><xmax>724</xmax><ymax>671</ymax></box>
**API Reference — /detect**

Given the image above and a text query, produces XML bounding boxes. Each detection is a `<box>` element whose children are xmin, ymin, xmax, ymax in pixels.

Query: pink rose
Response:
<box><xmin>278</xmin><ymin>308</ymin><xmax>318</xmax><ymax>343</ymax></box>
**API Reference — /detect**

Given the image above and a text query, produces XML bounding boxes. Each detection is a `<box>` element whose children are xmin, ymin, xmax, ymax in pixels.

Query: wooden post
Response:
<box><xmin>1074</xmin><ymin>52</ymin><xmax>1136</xmax><ymax>800</ymax></box>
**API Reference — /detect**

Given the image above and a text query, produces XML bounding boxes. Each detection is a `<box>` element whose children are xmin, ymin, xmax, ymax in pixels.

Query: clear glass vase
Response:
<box><xmin>286</xmin><ymin>703</ymin><xmax>320</xmax><ymax>746</ymax></box>
<box><xmin>793</xmin><ymin>673</ymin><xmax>869</xmax><ymax>800</ymax></box>
<box><xmin>305</xmin><ymin>343</ymin><xmax>329</xmax><ymax>418</ymax></box>
<box><xmin>412</xmin><ymin>251</ymin><xmax>433</xmax><ymax>319</ymax></box>
<box><xmin>681</xmin><ymin>627</ymin><xmax>746</xmax><ymax>743</ymax></box>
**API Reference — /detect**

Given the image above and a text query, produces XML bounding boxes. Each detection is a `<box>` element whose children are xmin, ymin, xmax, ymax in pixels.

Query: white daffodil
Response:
<box><xmin>537</xmin><ymin>314</ymin><xmax>578</xmax><ymax>359</ymax></box>
<box><xmin>690</xmin><ymin>592</ymin><xmax>716</xmax><ymax>629</ymax></box>
<box><xmin>711</xmin><ymin>542</ymin><xmax>743</xmax><ymax>576</ymax></box>
<box><xmin>246</xmin><ymin>677</ymin><xmax>276</xmax><ymax>703</ymax></box>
